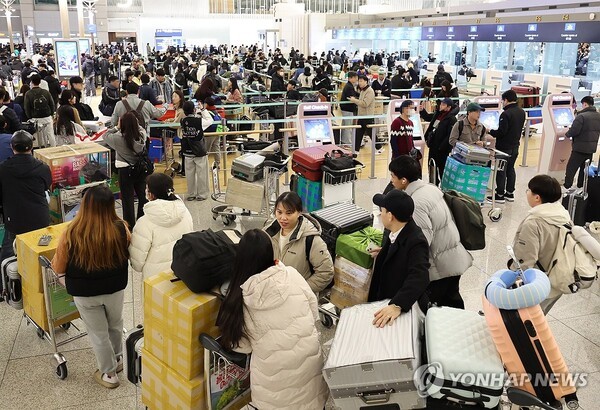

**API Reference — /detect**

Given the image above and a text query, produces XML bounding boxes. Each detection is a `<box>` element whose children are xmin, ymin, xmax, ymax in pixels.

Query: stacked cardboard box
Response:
<box><xmin>330</xmin><ymin>256</ymin><xmax>374</xmax><ymax>310</ymax></box>
<box><xmin>142</xmin><ymin>271</ymin><xmax>222</xmax><ymax>410</ymax></box>
<box><xmin>15</xmin><ymin>223</ymin><xmax>78</xmax><ymax>331</ymax></box>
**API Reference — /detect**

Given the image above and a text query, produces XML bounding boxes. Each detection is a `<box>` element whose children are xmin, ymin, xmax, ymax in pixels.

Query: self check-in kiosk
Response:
<box><xmin>387</xmin><ymin>99</ymin><xmax>425</xmax><ymax>154</ymax></box>
<box><xmin>539</xmin><ymin>93</ymin><xmax>575</xmax><ymax>177</ymax></box>
<box><xmin>296</xmin><ymin>102</ymin><xmax>333</xmax><ymax>148</ymax></box>
<box><xmin>473</xmin><ymin>96</ymin><xmax>503</xmax><ymax>149</ymax></box>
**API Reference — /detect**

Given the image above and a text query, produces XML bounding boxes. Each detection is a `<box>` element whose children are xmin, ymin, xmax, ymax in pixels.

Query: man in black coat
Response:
<box><xmin>421</xmin><ymin>98</ymin><xmax>458</xmax><ymax>185</ymax></box>
<box><xmin>0</xmin><ymin>131</ymin><xmax>51</xmax><ymax>263</ymax></box>
<box><xmin>368</xmin><ymin>189</ymin><xmax>430</xmax><ymax>328</ymax></box>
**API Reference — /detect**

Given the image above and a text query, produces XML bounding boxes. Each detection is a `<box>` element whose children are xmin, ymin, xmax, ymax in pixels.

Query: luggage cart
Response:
<box><xmin>25</xmin><ymin>256</ymin><xmax>88</xmax><ymax>380</ymax></box>
<box><xmin>321</xmin><ymin>162</ymin><xmax>364</xmax><ymax>207</ymax></box>
<box><xmin>199</xmin><ymin>333</ymin><xmax>252</xmax><ymax>410</ymax></box>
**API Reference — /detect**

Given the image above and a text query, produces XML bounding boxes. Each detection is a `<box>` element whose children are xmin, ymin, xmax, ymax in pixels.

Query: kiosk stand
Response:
<box><xmin>473</xmin><ymin>96</ymin><xmax>502</xmax><ymax>149</ymax></box>
<box><xmin>296</xmin><ymin>102</ymin><xmax>334</xmax><ymax>148</ymax></box>
<box><xmin>539</xmin><ymin>93</ymin><xmax>575</xmax><ymax>178</ymax></box>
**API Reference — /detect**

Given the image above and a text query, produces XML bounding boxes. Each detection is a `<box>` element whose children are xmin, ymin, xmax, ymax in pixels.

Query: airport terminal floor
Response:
<box><xmin>0</xmin><ymin>96</ymin><xmax>600</xmax><ymax>408</ymax></box>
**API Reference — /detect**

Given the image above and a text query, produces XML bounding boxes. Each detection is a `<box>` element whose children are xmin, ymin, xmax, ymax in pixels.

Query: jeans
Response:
<box><xmin>73</xmin><ymin>290</ymin><xmax>124</xmax><ymax>374</ymax></box>
<box><xmin>118</xmin><ymin>167</ymin><xmax>147</xmax><ymax>230</ymax></box>
<box><xmin>184</xmin><ymin>155</ymin><xmax>209</xmax><ymax>199</ymax></box>
<box><xmin>85</xmin><ymin>75</ymin><xmax>96</xmax><ymax>97</ymax></box>
<box><xmin>355</xmin><ymin>118</ymin><xmax>373</xmax><ymax>153</ymax></box>
<box><xmin>34</xmin><ymin>116</ymin><xmax>56</xmax><ymax>147</ymax></box>
<box><xmin>495</xmin><ymin>147</ymin><xmax>519</xmax><ymax>196</ymax></box>
<box><xmin>427</xmin><ymin>276</ymin><xmax>465</xmax><ymax>309</ymax></box>
<box><xmin>100</xmin><ymin>72</ymin><xmax>109</xmax><ymax>88</ymax></box>
<box><xmin>340</xmin><ymin>110</ymin><xmax>355</xmax><ymax>146</ymax></box>
<box><xmin>564</xmin><ymin>151</ymin><xmax>593</xmax><ymax>189</ymax></box>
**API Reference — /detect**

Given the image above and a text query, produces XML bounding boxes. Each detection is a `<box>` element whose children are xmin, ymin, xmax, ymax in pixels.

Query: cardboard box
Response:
<box><xmin>16</xmin><ymin>223</ymin><xmax>70</xmax><ymax>293</ymax></box>
<box><xmin>34</xmin><ymin>142</ymin><xmax>111</xmax><ymax>190</ymax></box>
<box><xmin>144</xmin><ymin>271</ymin><xmax>221</xmax><ymax>380</ymax></box>
<box><xmin>225</xmin><ymin>177</ymin><xmax>264</xmax><ymax>213</ymax></box>
<box><xmin>141</xmin><ymin>347</ymin><xmax>206</xmax><ymax>410</ymax></box>
<box><xmin>22</xmin><ymin>285</ymin><xmax>79</xmax><ymax>332</ymax></box>
<box><xmin>330</xmin><ymin>257</ymin><xmax>373</xmax><ymax>309</ymax></box>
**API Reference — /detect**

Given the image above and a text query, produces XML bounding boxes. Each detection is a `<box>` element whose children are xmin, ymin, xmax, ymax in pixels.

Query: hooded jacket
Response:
<box><xmin>237</xmin><ymin>262</ymin><xmax>329</xmax><ymax>410</ymax></box>
<box><xmin>264</xmin><ymin>214</ymin><xmax>334</xmax><ymax>293</ymax></box>
<box><xmin>0</xmin><ymin>154</ymin><xmax>51</xmax><ymax>234</ymax></box>
<box><xmin>405</xmin><ymin>179</ymin><xmax>473</xmax><ymax>281</ymax></box>
<box><xmin>511</xmin><ymin>202</ymin><xmax>572</xmax><ymax>297</ymax></box>
<box><xmin>129</xmin><ymin>199</ymin><xmax>194</xmax><ymax>280</ymax></box>
<box><xmin>565</xmin><ymin>106</ymin><xmax>600</xmax><ymax>154</ymax></box>
<box><xmin>355</xmin><ymin>84</ymin><xmax>375</xmax><ymax>117</ymax></box>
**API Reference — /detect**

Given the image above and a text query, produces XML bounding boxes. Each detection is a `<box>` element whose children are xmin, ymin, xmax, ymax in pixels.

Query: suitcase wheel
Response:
<box><xmin>60</xmin><ymin>322</ymin><xmax>71</xmax><ymax>331</ymax></box>
<box><xmin>488</xmin><ymin>208</ymin><xmax>502</xmax><ymax>222</ymax></box>
<box><xmin>56</xmin><ymin>362</ymin><xmax>68</xmax><ymax>380</ymax></box>
<box><xmin>222</xmin><ymin>214</ymin><xmax>236</xmax><ymax>226</ymax></box>
<box><xmin>320</xmin><ymin>314</ymin><xmax>334</xmax><ymax>328</ymax></box>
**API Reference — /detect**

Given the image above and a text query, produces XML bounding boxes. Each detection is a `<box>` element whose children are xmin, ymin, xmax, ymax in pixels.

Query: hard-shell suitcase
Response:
<box><xmin>452</xmin><ymin>142</ymin><xmax>490</xmax><ymax>166</ymax></box>
<box><xmin>1</xmin><ymin>256</ymin><xmax>22</xmax><ymax>310</ymax></box>
<box><xmin>425</xmin><ymin>306</ymin><xmax>504</xmax><ymax>408</ymax></box>
<box><xmin>125</xmin><ymin>325</ymin><xmax>144</xmax><ymax>385</ymax></box>
<box><xmin>586</xmin><ymin>170</ymin><xmax>600</xmax><ymax>223</ymax></box>
<box><xmin>292</xmin><ymin>145</ymin><xmax>351</xmax><ymax>182</ymax></box>
<box><xmin>482</xmin><ymin>298</ymin><xmax>579</xmax><ymax>408</ymax></box>
<box><xmin>323</xmin><ymin>300</ymin><xmax>425</xmax><ymax>410</ymax></box>
<box><xmin>562</xmin><ymin>160</ymin><xmax>590</xmax><ymax>226</ymax></box>
<box><xmin>311</xmin><ymin>202</ymin><xmax>373</xmax><ymax>258</ymax></box>
<box><xmin>231</xmin><ymin>153</ymin><xmax>265</xmax><ymax>182</ymax></box>
<box><xmin>511</xmin><ymin>86</ymin><xmax>540</xmax><ymax>109</ymax></box>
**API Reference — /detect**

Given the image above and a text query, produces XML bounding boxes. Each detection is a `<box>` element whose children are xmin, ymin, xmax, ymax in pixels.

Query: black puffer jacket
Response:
<box><xmin>566</xmin><ymin>106</ymin><xmax>600</xmax><ymax>154</ymax></box>
<box><xmin>489</xmin><ymin>102</ymin><xmax>526</xmax><ymax>151</ymax></box>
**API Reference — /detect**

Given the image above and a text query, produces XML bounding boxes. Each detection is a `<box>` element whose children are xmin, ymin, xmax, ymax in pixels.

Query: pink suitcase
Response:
<box><xmin>482</xmin><ymin>297</ymin><xmax>579</xmax><ymax>408</ymax></box>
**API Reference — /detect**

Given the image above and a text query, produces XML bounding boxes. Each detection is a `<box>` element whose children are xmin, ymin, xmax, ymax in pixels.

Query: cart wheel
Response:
<box><xmin>56</xmin><ymin>362</ymin><xmax>68</xmax><ymax>380</ymax></box>
<box><xmin>60</xmin><ymin>322</ymin><xmax>71</xmax><ymax>331</ymax></box>
<box><xmin>321</xmin><ymin>314</ymin><xmax>334</xmax><ymax>328</ymax></box>
<box><xmin>212</xmin><ymin>214</ymin><xmax>217</xmax><ymax>221</ymax></box>
<box><xmin>37</xmin><ymin>328</ymin><xmax>44</xmax><ymax>339</ymax></box>
<box><xmin>488</xmin><ymin>208</ymin><xmax>503</xmax><ymax>222</ymax></box>
<box><xmin>222</xmin><ymin>215</ymin><xmax>232</xmax><ymax>226</ymax></box>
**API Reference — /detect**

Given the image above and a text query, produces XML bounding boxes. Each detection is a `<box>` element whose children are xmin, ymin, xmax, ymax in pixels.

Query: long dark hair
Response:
<box><xmin>120</xmin><ymin>111</ymin><xmax>143</xmax><ymax>151</ymax></box>
<box><xmin>219</xmin><ymin>229</ymin><xmax>275</xmax><ymax>349</ymax></box>
<box><xmin>54</xmin><ymin>105</ymin><xmax>76</xmax><ymax>136</ymax></box>
<box><xmin>59</xmin><ymin>89</ymin><xmax>74</xmax><ymax>106</ymax></box>
<box><xmin>146</xmin><ymin>173</ymin><xmax>177</xmax><ymax>201</ymax></box>
<box><xmin>172</xmin><ymin>90</ymin><xmax>185</xmax><ymax>110</ymax></box>
<box><xmin>229</xmin><ymin>77</ymin><xmax>239</xmax><ymax>93</ymax></box>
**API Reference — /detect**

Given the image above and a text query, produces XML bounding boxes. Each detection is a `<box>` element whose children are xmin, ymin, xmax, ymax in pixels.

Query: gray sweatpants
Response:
<box><xmin>73</xmin><ymin>290</ymin><xmax>124</xmax><ymax>374</ymax></box>
<box><xmin>340</xmin><ymin>110</ymin><xmax>355</xmax><ymax>146</ymax></box>
<box><xmin>185</xmin><ymin>155</ymin><xmax>209</xmax><ymax>199</ymax></box>
<box><xmin>204</xmin><ymin>135</ymin><xmax>221</xmax><ymax>167</ymax></box>
<box><xmin>34</xmin><ymin>116</ymin><xmax>56</xmax><ymax>147</ymax></box>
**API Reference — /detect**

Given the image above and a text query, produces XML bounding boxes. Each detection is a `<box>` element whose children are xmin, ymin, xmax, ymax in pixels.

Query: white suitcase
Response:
<box><xmin>425</xmin><ymin>306</ymin><xmax>505</xmax><ymax>408</ymax></box>
<box><xmin>323</xmin><ymin>300</ymin><xmax>426</xmax><ymax>409</ymax></box>
<box><xmin>1</xmin><ymin>256</ymin><xmax>22</xmax><ymax>310</ymax></box>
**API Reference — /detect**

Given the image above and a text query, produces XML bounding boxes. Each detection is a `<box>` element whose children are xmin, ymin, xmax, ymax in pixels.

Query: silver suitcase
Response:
<box><xmin>231</xmin><ymin>153</ymin><xmax>265</xmax><ymax>182</ymax></box>
<box><xmin>323</xmin><ymin>300</ymin><xmax>426</xmax><ymax>409</ymax></box>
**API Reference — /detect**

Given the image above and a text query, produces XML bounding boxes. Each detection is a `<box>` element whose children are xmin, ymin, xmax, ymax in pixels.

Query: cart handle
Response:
<box><xmin>39</xmin><ymin>255</ymin><xmax>52</xmax><ymax>268</ymax></box>
<box><xmin>199</xmin><ymin>333</ymin><xmax>248</xmax><ymax>366</ymax></box>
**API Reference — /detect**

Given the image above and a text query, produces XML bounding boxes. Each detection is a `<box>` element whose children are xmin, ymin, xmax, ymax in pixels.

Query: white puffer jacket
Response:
<box><xmin>405</xmin><ymin>179</ymin><xmax>473</xmax><ymax>281</ymax></box>
<box><xmin>129</xmin><ymin>199</ymin><xmax>194</xmax><ymax>280</ymax></box>
<box><xmin>238</xmin><ymin>262</ymin><xmax>328</xmax><ymax>410</ymax></box>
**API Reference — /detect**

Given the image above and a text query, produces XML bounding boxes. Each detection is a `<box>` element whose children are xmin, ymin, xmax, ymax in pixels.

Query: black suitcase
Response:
<box><xmin>311</xmin><ymin>202</ymin><xmax>373</xmax><ymax>258</ymax></box>
<box><xmin>125</xmin><ymin>325</ymin><xmax>144</xmax><ymax>385</ymax></box>
<box><xmin>586</xmin><ymin>171</ymin><xmax>600</xmax><ymax>223</ymax></box>
<box><xmin>563</xmin><ymin>160</ymin><xmax>590</xmax><ymax>226</ymax></box>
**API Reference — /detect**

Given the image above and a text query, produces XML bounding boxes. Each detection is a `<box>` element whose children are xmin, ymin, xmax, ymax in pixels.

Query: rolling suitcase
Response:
<box><xmin>292</xmin><ymin>145</ymin><xmax>351</xmax><ymax>182</ymax></box>
<box><xmin>323</xmin><ymin>300</ymin><xmax>425</xmax><ymax>410</ymax></box>
<box><xmin>425</xmin><ymin>306</ymin><xmax>504</xmax><ymax>408</ymax></box>
<box><xmin>311</xmin><ymin>202</ymin><xmax>373</xmax><ymax>259</ymax></box>
<box><xmin>482</xmin><ymin>298</ymin><xmax>579</xmax><ymax>408</ymax></box>
<box><xmin>562</xmin><ymin>160</ymin><xmax>590</xmax><ymax>226</ymax></box>
<box><xmin>231</xmin><ymin>153</ymin><xmax>265</xmax><ymax>182</ymax></box>
<box><xmin>1</xmin><ymin>256</ymin><xmax>22</xmax><ymax>310</ymax></box>
<box><xmin>511</xmin><ymin>85</ymin><xmax>540</xmax><ymax>109</ymax></box>
<box><xmin>125</xmin><ymin>325</ymin><xmax>144</xmax><ymax>385</ymax></box>
<box><xmin>586</xmin><ymin>165</ymin><xmax>600</xmax><ymax>223</ymax></box>
<box><xmin>452</xmin><ymin>142</ymin><xmax>490</xmax><ymax>166</ymax></box>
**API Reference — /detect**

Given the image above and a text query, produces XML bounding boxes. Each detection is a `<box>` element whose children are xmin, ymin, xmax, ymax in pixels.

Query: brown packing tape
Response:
<box><xmin>330</xmin><ymin>286</ymin><xmax>368</xmax><ymax>310</ymax></box>
<box><xmin>333</xmin><ymin>256</ymin><xmax>373</xmax><ymax>287</ymax></box>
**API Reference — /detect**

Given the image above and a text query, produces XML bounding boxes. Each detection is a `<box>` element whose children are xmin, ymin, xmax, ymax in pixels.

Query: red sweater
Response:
<box><xmin>390</xmin><ymin>116</ymin><xmax>414</xmax><ymax>159</ymax></box>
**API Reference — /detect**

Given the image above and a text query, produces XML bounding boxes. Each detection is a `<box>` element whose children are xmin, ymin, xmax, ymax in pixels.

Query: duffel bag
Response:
<box><xmin>171</xmin><ymin>229</ymin><xmax>242</xmax><ymax>293</ymax></box>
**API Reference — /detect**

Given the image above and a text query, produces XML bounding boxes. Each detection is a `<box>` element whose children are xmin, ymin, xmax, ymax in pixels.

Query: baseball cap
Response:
<box><xmin>373</xmin><ymin>190</ymin><xmax>415</xmax><ymax>222</ymax></box>
<box><xmin>378</xmin><ymin>68</ymin><xmax>386</xmax><ymax>75</ymax></box>
<box><xmin>466</xmin><ymin>102</ymin><xmax>485</xmax><ymax>112</ymax></box>
<box><xmin>440</xmin><ymin>98</ymin><xmax>453</xmax><ymax>107</ymax></box>
<box><xmin>11</xmin><ymin>130</ymin><xmax>34</xmax><ymax>152</ymax></box>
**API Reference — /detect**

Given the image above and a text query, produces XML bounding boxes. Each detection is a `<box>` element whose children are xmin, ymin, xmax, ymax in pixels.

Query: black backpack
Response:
<box><xmin>171</xmin><ymin>229</ymin><xmax>242</xmax><ymax>293</ymax></box>
<box><xmin>443</xmin><ymin>190</ymin><xmax>486</xmax><ymax>250</ymax></box>
<box><xmin>32</xmin><ymin>93</ymin><xmax>51</xmax><ymax>118</ymax></box>
<box><xmin>122</xmin><ymin>99</ymin><xmax>147</xmax><ymax>128</ymax></box>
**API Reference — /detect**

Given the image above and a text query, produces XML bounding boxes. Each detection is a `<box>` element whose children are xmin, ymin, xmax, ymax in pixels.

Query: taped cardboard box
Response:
<box><xmin>330</xmin><ymin>256</ymin><xmax>373</xmax><ymax>309</ymax></box>
<box><xmin>22</xmin><ymin>285</ymin><xmax>79</xmax><ymax>332</ymax></box>
<box><xmin>141</xmin><ymin>347</ymin><xmax>206</xmax><ymax>410</ymax></box>
<box><xmin>224</xmin><ymin>177</ymin><xmax>264</xmax><ymax>213</ymax></box>
<box><xmin>16</xmin><ymin>223</ymin><xmax>70</xmax><ymax>293</ymax></box>
<box><xmin>34</xmin><ymin>142</ymin><xmax>110</xmax><ymax>190</ymax></box>
<box><xmin>144</xmin><ymin>271</ymin><xmax>221</xmax><ymax>380</ymax></box>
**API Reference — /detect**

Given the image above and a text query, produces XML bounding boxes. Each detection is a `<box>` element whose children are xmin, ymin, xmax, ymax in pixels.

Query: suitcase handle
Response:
<box><xmin>356</xmin><ymin>388</ymin><xmax>394</xmax><ymax>405</ymax></box>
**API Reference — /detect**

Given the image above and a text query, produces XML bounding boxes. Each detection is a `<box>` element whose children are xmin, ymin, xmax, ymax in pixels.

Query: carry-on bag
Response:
<box><xmin>292</xmin><ymin>145</ymin><xmax>352</xmax><ymax>182</ymax></box>
<box><xmin>586</xmin><ymin>163</ymin><xmax>600</xmax><ymax>223</ymax></box>
<box><xmin>563</xmin><ymin>160</ymin><xmax>590</xmax><ymax>226</ymax></box>
<box><xmin>311</xmin><ymin>202</ymin><xmax>373</xmax><ymax>258</ymax></box>
<box><xmin>335</xmin><ymin>227</ymin><xmax>383</xmax><ymax>269</ymax></box>
<box><xmin>231</xmin><ymin>153</ymin><xmax>265</xmax><ymax>182</ymax></box>
<box><xmin>1</xmin><ymin>256</ymin><xmax>22</xmax><ymax>310</ymax></box>
<box><xmin>323</xmin><ymin>300</ymin><xmax>425</xmax><ymax>409</ymax></box>
<box><xmin>511</xmin><ymin>85</ymin><xmax>541</xmax><ymax>108</ymax></box>
<box><xmin>125</xmin><ymin>325</ymin><xmax>144</xmax><ymax>385</ymax></box>
<box><xmin>482</xmin><ymin>298</ymin><xmax>579</xmax><ymax>408</ymax></box>
<box><xmin>424</xmin><ymin>306</ymin><xmax>504</xmax><ymax>408</ymax></box>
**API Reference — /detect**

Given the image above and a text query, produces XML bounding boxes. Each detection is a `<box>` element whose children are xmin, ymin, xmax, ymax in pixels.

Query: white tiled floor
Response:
<box><xmin>0</xmin><ymin>118</ymin><xmax>598</xmax><ymax>408</ymax></box>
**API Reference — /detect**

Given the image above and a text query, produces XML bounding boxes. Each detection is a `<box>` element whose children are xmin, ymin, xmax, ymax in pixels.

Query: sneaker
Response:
<box><xmin>196</xmin><ymin>196</ymin><xmax>207</xmax><ymax>201</ymax></box>
<box><xmin>116</xmin><ymin>356</ymin><xmax>123</xmax><ymax>373</ymax></box>
<box><xmin>504</xmin><ymin>192</ymin><xmax>514</xmax><ymax>202</ymax></box>
<box><xmin>94</xmin><ymin>370</ymin><xmax>120</xmax><ymax>389</ymax></box>
<box><xmin>186</xmin><ymin>196</ymin><xmax>196</xmax><ymax>201</ymax></box>
<box><xmin>486</xmin><ymin>194</ymin><xmax>505</xmax><ymax>204</ymax></box>
<box><xmin>375</xmin><ymin>148</ymin><xmax>384</xmax><ymax>155</ymax></box>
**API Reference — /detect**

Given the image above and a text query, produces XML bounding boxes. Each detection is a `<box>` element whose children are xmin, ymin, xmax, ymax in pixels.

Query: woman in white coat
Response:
<box><xmin>218</xmin><ymin>229</ymin><xmax>328</xmax><ymax>410</ymax></box>
<box><xmin>129</xmin><ymin>173</ymin><xmax>194</xmax><ymax>282</ymax></box>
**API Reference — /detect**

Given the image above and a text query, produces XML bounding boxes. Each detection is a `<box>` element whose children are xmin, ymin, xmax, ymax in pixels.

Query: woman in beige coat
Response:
<box><xmin>218</xmin><ymin>229</ymin><xmax>329</xmax><ymax>410</ymax></box>
<box><xmin>349</xmin><ymin>74</ymin><xmax>375</xmax><ymax>154</ymax></box>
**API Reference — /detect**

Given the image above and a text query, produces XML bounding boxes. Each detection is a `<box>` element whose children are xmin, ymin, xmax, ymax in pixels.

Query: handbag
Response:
<box><xmin>127</xmin><ymin>148</ymin><xmax>154</xmax><ymax>179</ymax></box>
<box><xmin>323</xmin><ymin>149</ymin><xmax>354</xmax><ymax>171</ymax></box>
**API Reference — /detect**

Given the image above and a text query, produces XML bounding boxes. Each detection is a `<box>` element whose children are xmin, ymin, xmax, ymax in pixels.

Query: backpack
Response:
<box><xmin>538</xmin><ymin>223</ymin><xmax>598</xmax><ymax>294</ymax></box>
<box><xmin>171</xmin><ymin>229</ymin><xmax>242</xmax><ymax>293</ymax></box>
<box><xmin>174</xmin><ymin>72</ymin><xmax>187</xmax><ymax>90</ymax></box>
<box><xmin>122</xmin><ymin>99</ymin><xmax>147</xmax><ymax>128</ymax></box>
<box><xmin>458</xmin><ymin>119</ymin><xmax>486</xmax><ymax>141</ymax></box>
<box><xmin>443</xmin><ymin>189</ymin><xmax>486</xmax><ymax>250</ymax></box>
<box><xmin>32</xmin><ymin>92</ymin><xmax>51</xmax><ymax>118</ymax></box>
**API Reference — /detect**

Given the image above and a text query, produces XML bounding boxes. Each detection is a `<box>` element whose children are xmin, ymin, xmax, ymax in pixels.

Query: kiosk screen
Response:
<box><xmin>303</xmin><ymin>119</ymin><xmax>332</xmax><ymax>143</ymax></box>
<box><xmin>552</xmin><ymin>108</ymin><xmax>574</xmax><ymax>128</ymax></box>
<box><xmin>410</xmin><ymin>113</ymin><xmax>422</xmax><ymax>138</ymax></box>
<box><xmin>479</xmin><ymin>110</ymin><xmax>500</xmax><ymax>130</ymax></box>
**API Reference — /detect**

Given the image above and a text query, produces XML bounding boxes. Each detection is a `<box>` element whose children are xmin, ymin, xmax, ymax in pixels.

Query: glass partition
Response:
<box><xmin>542</xmin><ymin>42</ymin><xmax>578</xmax><ymax>76</ymax></box>
<box><xmin>586</xmin><ymin>43</ymin><xmax>600</xmax><ymax>81</ymax></box>
<box><xmin>475</xmin><ymin>42</ymin><xmax>489</xmax><ymax>69</ymax></box>
<box><xmin>490</xmin><ymin>42</ymin><xmax>510</xmax><ymax>70</ymax></box>
<box><xmin>512</xmin><ymin>42</ymin><xmax>542</xmax><ymax>73</ymax></box>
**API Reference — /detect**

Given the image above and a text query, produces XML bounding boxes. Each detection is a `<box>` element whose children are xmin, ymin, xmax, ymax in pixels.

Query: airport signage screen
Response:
<box><xmin>54</xmin><ymin>39</ymin><xmax>80</xmax><ymax>79</ymax></box>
